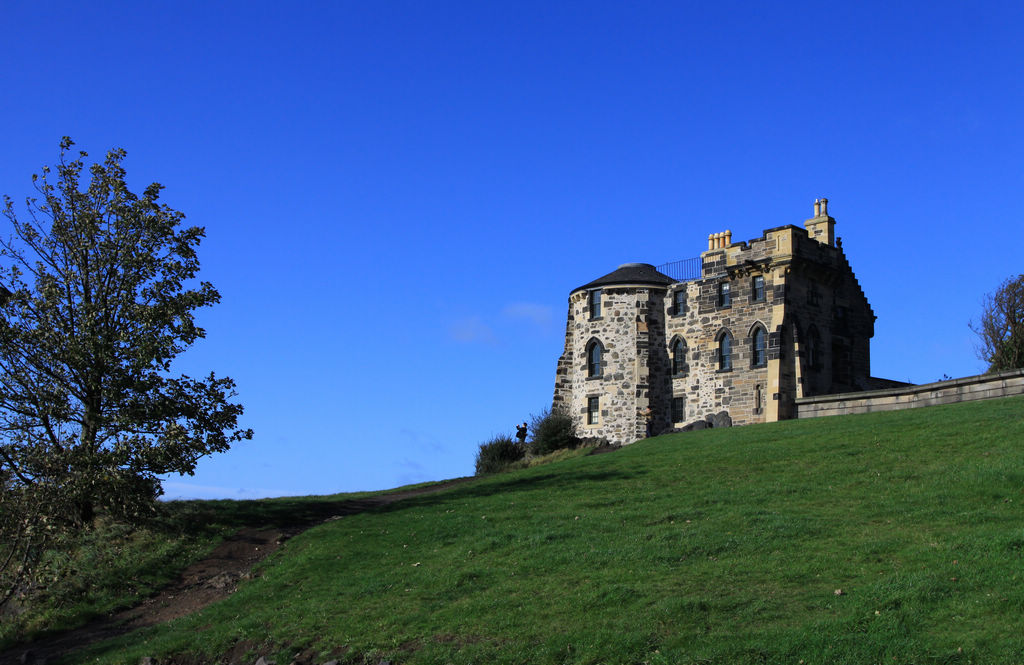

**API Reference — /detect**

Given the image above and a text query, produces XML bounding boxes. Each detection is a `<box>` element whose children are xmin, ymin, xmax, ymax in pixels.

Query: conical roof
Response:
<box><xmin>573</xmin><ymin>263</ymin><xmax>676</xmax><ymax>293</ymax></box>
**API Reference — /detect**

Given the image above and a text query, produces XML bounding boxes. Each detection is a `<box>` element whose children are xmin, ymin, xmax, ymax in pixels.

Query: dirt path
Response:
<box><xmin>1</xmin><ymin>478</ymin><xmax>474</xmax><ymax>665</ymax></box>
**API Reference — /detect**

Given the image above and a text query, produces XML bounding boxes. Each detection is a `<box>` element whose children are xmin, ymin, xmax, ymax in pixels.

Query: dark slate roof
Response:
<box><xmin>574</xmin><ymin>263</ymin><xmax>676</xmax><ymax>292</ymax></box>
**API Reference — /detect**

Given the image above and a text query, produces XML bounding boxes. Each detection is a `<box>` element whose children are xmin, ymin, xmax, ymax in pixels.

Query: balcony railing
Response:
<box><xmin>656</xmin><ymin>256</ymin><xmax>701</xmax><ymax>282</ymax></box>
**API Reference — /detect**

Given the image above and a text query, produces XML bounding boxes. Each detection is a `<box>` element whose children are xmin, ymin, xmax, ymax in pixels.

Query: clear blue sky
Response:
<box><xmin>2</xmin><ymin>2</ymin><xmax>1021</xmax><ymax>500</ymax></box>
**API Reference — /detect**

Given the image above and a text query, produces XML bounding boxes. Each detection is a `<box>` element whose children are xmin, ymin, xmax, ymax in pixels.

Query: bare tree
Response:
<box><xmin>970</xmin><ymin>274</ymin><xmax>1024</xmax><ymax>372</ymax></box>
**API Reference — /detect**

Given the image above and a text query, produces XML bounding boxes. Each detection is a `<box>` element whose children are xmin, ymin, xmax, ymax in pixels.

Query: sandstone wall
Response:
<box><xmin>795</xmin><ymin>368</ymin><xmax>1024</xmax><ymax>418</ymax></box>
<box><xmin>662</xmin><ymin>271</ymin><xmax>773</xmax><ymax>428</ymax></box>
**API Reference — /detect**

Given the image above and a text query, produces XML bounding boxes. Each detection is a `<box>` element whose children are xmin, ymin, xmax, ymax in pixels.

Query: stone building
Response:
<box><xmin>552</xmin><ymin>198</ymin><xmax>896</xmax><ymax>445</ymax></box>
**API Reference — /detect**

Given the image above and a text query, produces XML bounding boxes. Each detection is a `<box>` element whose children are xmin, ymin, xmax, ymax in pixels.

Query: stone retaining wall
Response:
<box><xmin>794</xmin><ymin>368</ymin><xmax>1024</xmax><ymax>418</ymax></box>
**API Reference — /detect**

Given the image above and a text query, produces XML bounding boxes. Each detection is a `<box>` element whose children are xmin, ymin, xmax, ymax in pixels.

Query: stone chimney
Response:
<box><xmin>804</xmin><ymin>197</ymin><xmax>836</xmax><ymax>246</ymax></box>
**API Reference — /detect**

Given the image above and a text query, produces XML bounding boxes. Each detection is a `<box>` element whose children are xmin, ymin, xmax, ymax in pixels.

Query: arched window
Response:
<box><xmin>751</xmin><ymin>326</ymin><xmax>767</xmax><ymax>367</ymax></box>
<box><xmin>671</xmin><ymin>337</ymin><xmax>687</xmax><ymax>376</ymax></box>
<box><xmin>718</xmin><ymin>331</ymin><xmax>733</xmax><ymax>371</ymax></box>
<box><xmin>586</xmin><ymin>339</ymin><xmax>603</xmax><ymax>378</ymax></box>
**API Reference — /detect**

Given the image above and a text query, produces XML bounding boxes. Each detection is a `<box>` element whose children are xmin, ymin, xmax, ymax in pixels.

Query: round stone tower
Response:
<box><xmin>552</xmin><ymin>263</ymin><xmax>675</xmax><ymax>445</ymax></box>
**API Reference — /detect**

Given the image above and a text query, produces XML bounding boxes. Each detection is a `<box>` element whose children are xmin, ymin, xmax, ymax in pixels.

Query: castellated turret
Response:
<box><xmin>553</xmin><ymin>200</ymin><xmax>879</xmax><ymax>445</ymax></box>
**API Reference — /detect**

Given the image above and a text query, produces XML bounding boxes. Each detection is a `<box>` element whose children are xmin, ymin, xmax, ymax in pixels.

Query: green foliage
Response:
<box><xmin>529</xmin><ymin>406</ymin><xmax>578</xmax><ymax>455</ymax></box>
<box><xmin>474</xmin><ymin>435</ymin><xmax>525</xmax><ymax>475</ymax></box>
<box><xmin>55</xmin><ymin>395</ymin><xmax>1024</xmax><ymax>665</ymax></box>
<box><xmin>971</xmin><ymin>274</ymin><xmax>1024</xmax><ymax>372</ymax></box>
<box><xmin>0</xmin><ymin>138</ymin><xmax>251</xmax><ymax>608</ymax></box>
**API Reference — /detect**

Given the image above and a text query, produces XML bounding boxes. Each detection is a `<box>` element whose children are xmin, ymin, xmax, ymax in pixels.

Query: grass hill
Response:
<box><xmin>9</xmin><ymin>395</ymin><xmax>1024</xmax><ymax>664</ymax></box>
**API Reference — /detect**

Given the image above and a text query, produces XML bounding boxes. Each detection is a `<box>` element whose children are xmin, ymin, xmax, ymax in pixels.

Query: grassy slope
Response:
<box><xmin>76</xmin><ymin>395</ymin><xmax>1024</xmax><ymax>664</ymax></box>
<box><xmin>0</xmin><ymin>485</ymin><xmax>421</xmax><ymax>649</ymax></box>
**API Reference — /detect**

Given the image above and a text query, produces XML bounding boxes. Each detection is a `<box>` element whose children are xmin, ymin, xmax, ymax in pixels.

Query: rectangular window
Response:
<box><xmin>671</xmin><ymin>396</ymin><xmax>685</xmax><ymax>423</ymax></box>
<box><xmin>752</xmin><ymin>275</ymin><xmax>765</xmax><ymax>302</ymax></box>
<box><xmin>672</xmin><ymin>289</ymin><xmax>685</xmax><ymax>316</ymax></box>
<box><xmin>589</xmin><ymin>289</ymin><xmax>602</xmax><ymax>319</ymax></box>
<box><xmin>719</xmin><ymin>282</ymin><xmax>731</xmax><ymax>307</ymax></box>
<box><xmin>587</xmin><ymin>396</ymin><xmax>600</xmax><ymax>425</ymax></box>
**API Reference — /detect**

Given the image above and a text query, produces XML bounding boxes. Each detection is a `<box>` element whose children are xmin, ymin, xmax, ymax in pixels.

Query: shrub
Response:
<box><xmin>529</xmin><ymin>407</ymin><xmax>578</xmax><ymax>456</ymax></box>
<box><xmin>475</xmin><ymin>435</ymin><xmax>525</xmax><ymax>475</ymax></box>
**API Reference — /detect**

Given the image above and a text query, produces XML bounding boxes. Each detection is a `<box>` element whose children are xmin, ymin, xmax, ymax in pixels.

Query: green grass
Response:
<box><xmin>0</xmin><ymin>484</ymin><xmax>435</xmax><ymax>650</ymax></box>
<box><xmin>34</xmin><ymin>396</ymin><xmax>1024</xmax><ymax>662</ymax></box>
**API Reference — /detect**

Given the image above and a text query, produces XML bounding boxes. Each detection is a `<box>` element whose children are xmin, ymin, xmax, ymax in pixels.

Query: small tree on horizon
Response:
<box><xmin>970</xmin><ymin>274</ymin><xmax>1024</xmax><ymax>373</ymax></box>
<box><xmin>0</xmin><ymin>138</ymin><xmax>252</xmax><ymax>606</ymax></box>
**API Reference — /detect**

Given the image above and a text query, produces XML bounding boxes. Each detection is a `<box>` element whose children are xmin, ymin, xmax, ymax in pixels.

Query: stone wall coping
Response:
<box><xmin>795</xmin><ymin>367</ymin><xmax>1024</xmax><ymax>405</ymax></box>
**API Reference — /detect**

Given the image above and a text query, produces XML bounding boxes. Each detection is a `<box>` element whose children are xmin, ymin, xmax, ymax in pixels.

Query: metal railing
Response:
<box><xmin>656</xmin><ymin>256</ymin><xmax>701</xmax><ymax>282</ymax></box>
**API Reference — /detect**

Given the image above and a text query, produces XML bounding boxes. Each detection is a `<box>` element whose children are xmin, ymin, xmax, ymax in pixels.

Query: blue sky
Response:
<box><xmin>2</xmin><ymin>2</ymin><xmax>1021</xmax><ymax>500</ymax></box>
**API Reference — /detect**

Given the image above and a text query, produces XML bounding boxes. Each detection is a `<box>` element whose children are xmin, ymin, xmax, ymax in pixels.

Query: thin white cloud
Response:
<box><xmin>448</xmin><ymin>315</ymin><xmax>497</xmax><ymax>344</ymax></box>
<box><xmin>160</xmin><ymin>481</ymin><xmax>290</xmax><ymax>501</ymax></box>
<box><xmin>501</xmin><ymin>302</ymin><xmax>554</xmax><ymax>329</ymax></box>
<box><xmin>399</xmin><ymin>428</ymin><xmax>447</xmax><ymax>453</ymax></box>
<box><xmin>395</xmin><ymin>457</ymin><xmax>435</xmax><ymax>488</ymax></box>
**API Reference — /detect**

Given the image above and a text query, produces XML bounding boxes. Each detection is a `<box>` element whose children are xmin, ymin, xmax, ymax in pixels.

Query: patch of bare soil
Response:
<box><xmin>0</xmin><ymin>478</ymin><xmax>473</xmax><ymax>665</ymax></box>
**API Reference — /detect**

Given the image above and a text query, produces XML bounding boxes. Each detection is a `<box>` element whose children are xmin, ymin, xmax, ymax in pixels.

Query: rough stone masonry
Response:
<box><xmin>553</xmin><ymin>199</ymin><xmax>903</xmax><ymax>446</ymax></box>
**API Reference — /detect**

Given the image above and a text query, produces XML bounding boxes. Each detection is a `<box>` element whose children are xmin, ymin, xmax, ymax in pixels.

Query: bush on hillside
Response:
<box><xmin>475</xmin><ymin>435</ymin><xmax>526</xmax><ymax>475</ymax></box>
<box><xmin>529</xmin><ymin>407</ymin><xmax>579</xmax><ymax>456</ymax></box>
